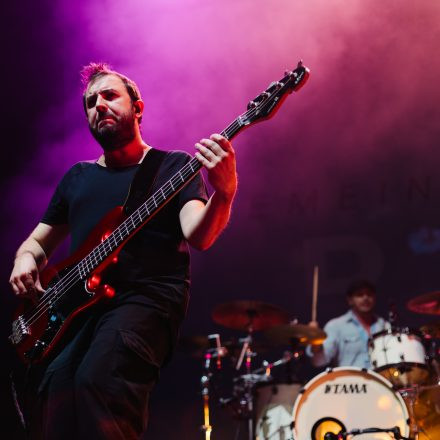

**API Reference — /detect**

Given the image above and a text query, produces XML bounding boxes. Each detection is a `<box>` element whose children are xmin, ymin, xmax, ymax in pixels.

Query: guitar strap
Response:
<box><xmin>123</xmin><ymin>147</ymin><xmax>169</xmax><ymax>215</ymax></box>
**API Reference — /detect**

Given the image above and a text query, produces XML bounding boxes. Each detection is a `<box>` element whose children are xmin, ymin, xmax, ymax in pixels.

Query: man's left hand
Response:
<box><xmin>195</xmin><ymin>134</ymin><xmax>237</xmax><ymax>200</ymax></box>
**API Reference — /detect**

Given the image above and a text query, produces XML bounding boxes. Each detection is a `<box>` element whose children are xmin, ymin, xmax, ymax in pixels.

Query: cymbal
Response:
<box><xmin>407</xmin><ymin>291</ymin><xmax>440</xmax><ymax>315</ymax></box>
<box><xmin>265</xmin><ymin>323</ymin><xmax>327</xmax><ymax>346</ymax></box>
<box><xmin>212</xmin><ymin>300</ymin><xmax>289</xmax><ymax>331</ymax></box>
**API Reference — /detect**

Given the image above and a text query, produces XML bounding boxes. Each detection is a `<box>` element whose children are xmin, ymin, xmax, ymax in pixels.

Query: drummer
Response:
<box><xmin>307</xmin><ymin>280</ymin><xmax>389</xmax><ymax>368</ymax></box>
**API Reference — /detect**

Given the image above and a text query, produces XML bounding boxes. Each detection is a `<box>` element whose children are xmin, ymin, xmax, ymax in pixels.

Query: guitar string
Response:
<box><xmin>19</xmin><ymin>73</ymin><xmax>302</xmax><ymax>332</ymax></box>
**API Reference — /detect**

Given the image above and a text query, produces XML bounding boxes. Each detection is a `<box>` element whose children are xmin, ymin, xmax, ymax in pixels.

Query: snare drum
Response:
<box><xmin>292</xmin><ymin>368</ymin><xmax>409</xmax><ymax>440</ymax></box>
<box><xmin>369</xmin><ymin>328</ymin><xmax>429</xmax><ymax>388</ymax></box>
<box><xmin>255</xmin><ymin>383</ymin><xmax>301</xmax><ymax>440</ymax></box>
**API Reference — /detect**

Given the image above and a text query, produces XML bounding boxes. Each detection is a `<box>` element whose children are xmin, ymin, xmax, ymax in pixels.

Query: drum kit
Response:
<box><xmin>179</xmin><ymin>291</ymin><xmax>440</xmax><ymax>440</ymax></box>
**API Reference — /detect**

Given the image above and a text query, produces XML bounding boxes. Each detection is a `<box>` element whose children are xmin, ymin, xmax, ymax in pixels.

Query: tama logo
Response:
<box><xmin>324</xmin><ymin>383</ymin><xmax>367</xmax><ymax>394</ymax></box>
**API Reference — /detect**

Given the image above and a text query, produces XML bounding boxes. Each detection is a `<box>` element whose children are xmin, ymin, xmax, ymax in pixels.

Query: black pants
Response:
<box><xmin>25</xmin><ymin>303</ymin><xmax>173</xmax><ymax>440</ymax></box>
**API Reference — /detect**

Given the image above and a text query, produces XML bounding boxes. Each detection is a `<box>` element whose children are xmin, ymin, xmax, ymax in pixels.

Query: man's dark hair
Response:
<box><xmin>346</xmin><ymin>279</ymin><xmax>376</xmax><ymax>297</ymax></box>
<box><xmin>80</xmin><ymin>62</ymin><xmax>143</xmax><ymax>123</ymax></box>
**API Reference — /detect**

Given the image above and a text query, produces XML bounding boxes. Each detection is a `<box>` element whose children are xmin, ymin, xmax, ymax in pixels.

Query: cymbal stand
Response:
<box><xmin>398</xmin><ymin>386</ymin><xmax>419</xmax><ymax>439</ymax></box>
<box><xmin>236</xmin><ymin>311</ymin><xmax>256</xmax><ymax>372</ymax></box>
<box><xmin>235</xmin><ymin>321</ymin><xmax>256</xmax><ymax>440</ymax></box>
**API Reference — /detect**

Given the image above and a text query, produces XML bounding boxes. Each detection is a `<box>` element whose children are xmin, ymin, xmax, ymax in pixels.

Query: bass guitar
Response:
<box><xmin>10</xmin><ymin>61</ymin><xmax>310</xmax><ymax>364</ymax></box>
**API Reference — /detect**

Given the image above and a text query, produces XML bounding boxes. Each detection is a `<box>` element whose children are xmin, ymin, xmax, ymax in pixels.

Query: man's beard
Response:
<box><xmin>89</xmin><ymin>108</ymin><xmax>136</xmax><ymax>151</ymax></box>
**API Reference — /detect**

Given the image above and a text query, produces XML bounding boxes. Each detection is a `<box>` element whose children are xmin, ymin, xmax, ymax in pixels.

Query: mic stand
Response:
<box><xmin>201</xmin><ymin>353</ymin><xmax>213</xmax><ymax>440</ymax></box>
<box><xmin>200</xmin><ymin>342</ymin><xmax>227</xmax><ymax>440</ymax></box>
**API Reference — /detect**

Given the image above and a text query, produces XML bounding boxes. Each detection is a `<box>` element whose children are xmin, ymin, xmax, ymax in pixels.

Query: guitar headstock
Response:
<box><xmin>240</xmin><ymin>61</ymin><xmax>310</xmax><ymax>127</ymax></box>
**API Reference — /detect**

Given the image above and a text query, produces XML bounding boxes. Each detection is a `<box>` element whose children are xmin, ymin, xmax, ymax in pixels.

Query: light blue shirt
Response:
<box><xmin>307</xmin><ymin>310</ymin><xmax>388</xmax><ymax>369</ymax></box>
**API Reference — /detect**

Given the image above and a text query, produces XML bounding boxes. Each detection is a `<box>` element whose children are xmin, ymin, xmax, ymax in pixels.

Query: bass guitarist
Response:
<box><xmin>9</xmin><ymin>62</ymin><xmax>238</xmax><ymax>439</ymax></box>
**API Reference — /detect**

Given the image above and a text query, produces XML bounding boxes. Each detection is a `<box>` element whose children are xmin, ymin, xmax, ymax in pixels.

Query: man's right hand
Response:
<box><xmin>9</xmin><ymin>222</ymin><xmax>68</xmax><ymax>299</ymax></box>
<box><xmin>9</xmin><ymin>252</ymin><xmax>45</xmax><ymax>298</ymax></box>
<box><xmin>308</xmin><ymin>320</ymin><xmax>324</xmax><ymax>351</ymax></box>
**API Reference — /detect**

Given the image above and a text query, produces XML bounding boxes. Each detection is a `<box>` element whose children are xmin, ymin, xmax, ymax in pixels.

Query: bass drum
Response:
<box><xmin>292</xmin><ymin>368</ymin><xmax>409</xmax><ymax>440</ymax></box>
<box><xmin>255</xmin><ymin>383</ymin><xmax>301</xmax><ymax>440</ymax></box>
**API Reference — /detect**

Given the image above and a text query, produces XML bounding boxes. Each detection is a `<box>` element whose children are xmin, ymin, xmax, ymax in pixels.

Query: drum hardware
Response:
<box><xmin>223</xmin><ymin>344</ymin><xmax>293</xmax><ymax>439</ymax></box>
<box><xmin>201</xmin><ymin>374</ymin><xmax>212</xmax><ymax>440</ymax></box>
<box><xmin>216</xmin><ymin>350</ymin><xmax>302</xmax><ymax>440</ymax></box>
<box><xmin>323</xmin><ymin>426</ymin><xmax>410</xmax><ymax>440</ymax></box>
<box><xmin>206</xmin><ymin>299</ymin><xmax>329</xmax><ymax>439</ymax></box>
<box><xmin>236</xmin><ymin>335</ymin><xmax>254</xmax><ymax>372</ymax></box>
<box><xmin>398</xmin><ymin>386</ymin><xmax>421</xmax><ymax>439</ymax></box>
<box><xmin>195</xmin><ymin>292</ymin><xmax>440</xmax><ymax>439</ymax></box>
<box><xmin>398</xmin><ymin>384</ymin><xmax>440</xmax><ymax>440</ymax></box>
<box><xmin>207</xmin><ymin>299</ymin><xmax>294</xmax><ymax>439</ymax></box>
<box><xmin>253</xmin><ymin>353</ymin><xmax>301</xmax><ymax>440</ymax></box>
<box><xmin>199</xmin><ymin>334</ymin><xmax>228</xmax><ymax>440</ymax></box>
<box><xmin>221</xmin><ymin>373</ymin><xmax>271</xmax><ymax>440</ymax></box>
<box><xmin>177</xmin><ymin>334</ymin><xmax>269</xmax><ymax>360</ymax></box>
<box><xmin>194</xmin><ymin>329</ymin><xmax>271</xmax><ymax>440</ymax></box>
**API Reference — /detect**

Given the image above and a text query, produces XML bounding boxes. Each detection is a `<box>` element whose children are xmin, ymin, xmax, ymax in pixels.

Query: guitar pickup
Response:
<box><xmin>9</xmin><ymin>315</ymin><xmax>30</xmax><ymax>345</ymax></box>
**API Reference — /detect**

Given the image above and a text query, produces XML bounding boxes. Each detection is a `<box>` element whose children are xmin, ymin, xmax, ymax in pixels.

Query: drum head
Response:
<box><xmin>292</xmin><ymin>368</ymin><xmax>409</xmax><ymax>440</ymax></box>
<box><xmin>255</xmin><ymin>383</ymin><xmax>301</xmax><ymax>440</ymax></box>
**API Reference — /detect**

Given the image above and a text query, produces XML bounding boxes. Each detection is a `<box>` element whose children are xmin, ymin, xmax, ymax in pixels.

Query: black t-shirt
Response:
<box><xmin>41</xmin><ymin>149</ymin><xmax>208</xmax><ymax>320</ymax></box>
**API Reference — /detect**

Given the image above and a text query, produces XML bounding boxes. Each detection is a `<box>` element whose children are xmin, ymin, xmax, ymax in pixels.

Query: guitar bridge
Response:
<box><xmin>9</xmin><ymin>315</ymin><xmax>30</xmax><ymax>345</ymax></box>
<box><xmin>24</xmin><ymin>339</ymin><xmax>47</xmax><ymax>361</ymax></box>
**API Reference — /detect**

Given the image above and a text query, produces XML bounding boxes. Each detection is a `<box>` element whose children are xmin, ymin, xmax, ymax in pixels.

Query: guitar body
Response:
<box><xmin>14</xmin><ymin>206</ymin><xmax>126</xmax><ymax>364</ymax></box>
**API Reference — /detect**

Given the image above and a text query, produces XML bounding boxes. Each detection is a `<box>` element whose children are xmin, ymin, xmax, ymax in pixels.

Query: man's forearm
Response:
<box><xmin>15</xmin><ymin>237</ymin><xmax>48</xmax><ymax>269</ymax></box>
<box><xmin>185</xmin><ymin>191</ymin><xmax>235</xmax><ymax>251</ymax></box>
